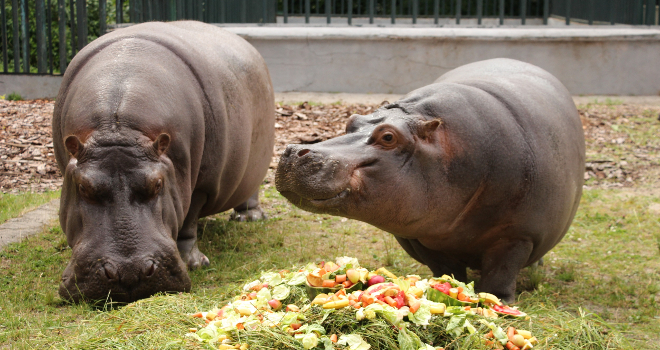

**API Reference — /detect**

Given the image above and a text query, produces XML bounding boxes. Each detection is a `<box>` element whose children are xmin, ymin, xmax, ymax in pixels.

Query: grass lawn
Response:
<box><xmin>0</xmin><ymin>100</ymin><xmax>658</xmax><ymax>349</ymax></box>
<box><xmin>0</xmin><ymin>191</ymin><xmax>60</xmax><ymax>224</ymax></box>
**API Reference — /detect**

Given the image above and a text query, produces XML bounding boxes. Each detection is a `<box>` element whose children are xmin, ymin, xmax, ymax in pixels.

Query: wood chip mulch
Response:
<box><xmin>2</xmin><ymin>99</ymin><xmax>658</xmax><ymax>193</ymax></box>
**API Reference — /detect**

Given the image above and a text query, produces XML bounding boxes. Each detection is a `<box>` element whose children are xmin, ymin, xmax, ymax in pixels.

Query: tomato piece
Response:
<box><xmin>396</xmin><ymin>291</ymin><xmax>405</xmax><ymax>308</ymax></box>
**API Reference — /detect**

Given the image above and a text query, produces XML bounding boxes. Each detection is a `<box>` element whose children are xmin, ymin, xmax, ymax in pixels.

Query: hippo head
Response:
<box><xmin>58</xmin><ymin>130</ymin><xmax>189</xmax><ymax>303</ymax></box>
<box><xmin>276</xmin><ymin>104</ymin><xmax>454</xmax><ymax>234</ymax></box>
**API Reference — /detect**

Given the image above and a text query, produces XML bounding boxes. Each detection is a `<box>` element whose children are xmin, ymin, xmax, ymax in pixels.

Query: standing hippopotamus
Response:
<box><xmin>276</xmin><ymin>59</ymin><xmax>584</xmax><ymax>302</ymax></box>
<box><xmin>53</xmin><ymin>21</ymin><xmax>274</xmax><ymax>303</ymax></box>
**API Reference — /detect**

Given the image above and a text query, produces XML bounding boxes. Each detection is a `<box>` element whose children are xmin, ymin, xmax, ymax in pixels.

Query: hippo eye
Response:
<box><xmin>379</xmin><ymin>132</ymin><xmax>397</xmax><ymax>146</ymax></box>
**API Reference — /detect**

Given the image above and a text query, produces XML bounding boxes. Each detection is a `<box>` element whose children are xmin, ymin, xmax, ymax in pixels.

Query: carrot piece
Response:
<box><xmin>192</xmin><ymin>312</ymin><xmax>203</xmax><ymax>318</ymax></box>
<box><xmin>236</xmin><ymin>323</ymin><xmax>244</xmax><ymax>330</ymax></box>
<box><xmin>505</xmin><ymin>341</ymin><xmax>520</xmax><ymax>350</ymax></box>
<box><xmin>409</xmin><ymin>299</ymin><xmax>421</xmax><ymax>313</ymax></box>
<box><xmin>485</xmin><ymin>330</ymin><xmax>494</xmax><ymax>339</ymax></box>
<box><xmin>342</xmin><ymin>281</ymin><xmax>353</xmax><ymax>288</ymax></box>
<box><xmin>384</xmin><ymin>296</ymin><xmax>398</xmax><ymax>308</ymax></box>
<box><xmin>322</xmin><ymin>280</ymin><xmax>336</xmax><ymax>288</ymax></box>
<box><xmin>335</xmin><ymin>289</ymin><xmax>347</xmax><ymax>297</ymax></box>
<box><xmin>457</xmin><ymin>292</ymin><xmax>468</xmax><ymax>301</ymax></box>
<box><xmin>335</xmin><ymin>274</ymin><xmax>347</xmax><ymax>283</ymax></box>
<box><xmin>330</xmin><ymin>334</ymin><xmax>338</xmax><ymax>343</ymax></box>
<box><xmin>507</xmin><ymin>327</ymin><xmax>516</xmax><ymax>341</ymax></box>
<box><xmin>457</xmin><ymin>286</ymin><xmax>464</xmax><ymax>294</ymax></box>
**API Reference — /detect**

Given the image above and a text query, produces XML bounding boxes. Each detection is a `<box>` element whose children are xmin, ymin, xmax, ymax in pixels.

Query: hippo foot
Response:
<box><xmin>178</xmin><ymin>240</ymin><xmax>210</xmax><ymax>270</ymax></box>
<box><xmin>230</xmin><ymin>207</ymin><xmax>267</xmax><ymax>222</ymax></box>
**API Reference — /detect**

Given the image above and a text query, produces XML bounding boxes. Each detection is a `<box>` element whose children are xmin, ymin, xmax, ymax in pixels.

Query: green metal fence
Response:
<box><xmin>1</xmin><ymin>0</ymin><xmax>658</xmax><ymax>76</ymax></box>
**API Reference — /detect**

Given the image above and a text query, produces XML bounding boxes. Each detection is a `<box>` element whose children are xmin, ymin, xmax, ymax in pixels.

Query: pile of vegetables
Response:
<box><xmin>185</xmin><ymin>257</ymin><xmax>538</xmax><ymax>350</ymax></box>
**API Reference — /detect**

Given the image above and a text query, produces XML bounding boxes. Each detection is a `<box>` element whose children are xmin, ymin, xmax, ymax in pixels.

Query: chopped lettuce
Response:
<box><xmin>337</xmin><ymin>334</ymin><xmax>371</xmax><ymax>350</ymax></box>
<box><xmin>261</xmin><ymin>271</ymin><xmax>283</xmax><ymax>286</ymax></box>
<box><xmin>336</xmin><ymin>256</ymin><xmax>360</xmax><ymax>269</ymax></box>
<box><xmin>272</xmin><ymin>284</ymin><xmax>291</xmax><ymax>300</ymax></box>
<box><xmin>407</xmin><ymin>302</ymin><xmax>432</xmax><ymax>326</ymax></box>
<box><xmin>287</xmin><ymin>271</ymin><xmax>308</xmax><ymax>285</ymax></box>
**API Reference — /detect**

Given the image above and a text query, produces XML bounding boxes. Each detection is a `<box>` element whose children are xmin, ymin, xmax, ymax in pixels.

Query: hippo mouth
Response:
<box><xmin>309</xmin><ymin>188</ymin><xmax>351</xmax><ymax>206</ymax></box>
<box><xmin>279</xmin><ymin>188</ymin><xmax>351</xmax><ymax>212</ymax></box>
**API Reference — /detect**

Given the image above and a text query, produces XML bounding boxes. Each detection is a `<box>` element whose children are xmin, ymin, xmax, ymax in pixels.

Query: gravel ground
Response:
<box><xmin>1</xmin><ymin>99</ymin><xmax>658</xmax><ymax>193</ymax></box>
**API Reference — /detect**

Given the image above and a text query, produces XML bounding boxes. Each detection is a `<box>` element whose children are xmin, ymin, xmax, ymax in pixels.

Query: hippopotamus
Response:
<box><xmin>276</xmin><ymin>58</ymin><xmax>584</xmax><ymax>302</ymax></box>
<box><xmin>52</xmin><ymin>21</ymin><xmax>274</xmax><ymax>303</ymax></box>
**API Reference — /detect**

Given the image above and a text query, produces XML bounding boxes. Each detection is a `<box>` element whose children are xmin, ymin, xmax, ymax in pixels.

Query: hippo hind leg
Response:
<box><xmin>396</xmin><ymin>237</ymin><xmax>467</xmax><ymax>282</ymax></box>
<box><xmin>230</xmin><ymin>190</ymin><xmax>267</xmax><ymax>222</ymax></box>
<box><xmin>177</xmin><ymin>191</ymin><xmax>210</xmax><ymax>270</ymax></box>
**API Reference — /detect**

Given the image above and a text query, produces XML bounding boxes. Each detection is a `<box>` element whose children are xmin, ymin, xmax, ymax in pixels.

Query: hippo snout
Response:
<box><xmin>59</xmin><ymin>248</ymin><xmax>191</xmax><ymax>303</ymax></box>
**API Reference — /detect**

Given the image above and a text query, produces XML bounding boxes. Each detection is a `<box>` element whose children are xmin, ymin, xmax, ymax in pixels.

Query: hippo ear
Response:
<box><xmin>64</xmin><ymin>135</ymin><xmax>84</xmax><ymax>158</ymax></box>
<box><xmin>153</xmin><ymin>133</ymin><xmax>171</xmax><ymax>156</ymax></box>
<box><xmin>419</xmin><ymin>119</ymin><xmax>443</xmax><ymax>140</ymax></box>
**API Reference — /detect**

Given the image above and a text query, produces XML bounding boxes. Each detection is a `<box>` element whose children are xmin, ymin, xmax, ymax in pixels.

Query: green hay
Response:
<box><xmin>56</xmin><ymin>272</ymin><xmax>625</xmax><ymax>350</ymax></box>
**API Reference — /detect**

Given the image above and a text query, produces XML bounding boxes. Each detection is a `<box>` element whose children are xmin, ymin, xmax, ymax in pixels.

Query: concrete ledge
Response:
<box><xmin>0</xmin><ymin>74</ymin><xmax>63</xmax><ymax>100</ymax></box>
<box><xmin>228</xmin><ymin>26</ymin><xmax>660</xmax><ymax>95</ymax></box>
<box><xmin>228</xmin><ymin>26</ymin><xmax>660</xmax><ymax>41</ymax></box>
<box><xmin>1</xmin><ymin>26</ymin><xmax>659</xmax><ymax>98</ymax></box>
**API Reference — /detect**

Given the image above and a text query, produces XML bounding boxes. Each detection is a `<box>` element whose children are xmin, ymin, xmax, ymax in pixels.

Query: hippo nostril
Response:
<box><xmin>102</xmin><ymin>263</ymin><xmax>118</xmax><ymax>281</ymax></box>
<box><xmin>144</xmin><ymin>260</ymin><xmax>156</xmax><ymax>277</ymax></box>
<box><xmin>297</xmin><ymin>149</ymin><xmax>310</xmax><ymax>157</ymax></box>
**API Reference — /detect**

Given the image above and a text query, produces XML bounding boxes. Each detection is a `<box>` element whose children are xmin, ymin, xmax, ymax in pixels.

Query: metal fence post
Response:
<box><xmin>118</xmin><ymin>0</ymin><xmax>123</xmax><ymax>24</ymax></box>
<box><xmin>47</xmin><ymin>0</ymin><xmax>52</xmax><ymax>73</ymax></box>
<box><xmin>283</xmin><ymin>0</ymin><xmax>288</xmax><ymax>23</ymax></box>
<box><xmin>58</xmin><ymin>0</ymin><xmax>66</xmax><ymax>73</ymax></box>
<box><xmin>498</xmin><ymin>0</ymin><xmax>503</xmax><ymax>25</ymax></box>
<box><xmin>645</xmin><ymin>0</ymin><xmax>655</xmax><ymax>25</ymax></box>
<box><xmin>412</xmin><ymin>0</ymin><xmax>417</xmax><ymax>24</ymax></box>
<box><xmin>391</xmin><ymin>0</ymin><xmax>395</xmax><ymax>24</ymax></box>
<box><xmin>347</xmin><ymin>0</ymin><xmax>352</xmax><ymax>24</ymax></box>
<box><xmin>588</xmin><ymin>0</ymin><xmax>593</xmax><ymax>24</ymax></box>
<box><xmin>369</xmin><ymin>0</ymin><xmax>374</xmax><ymax>24</ymax></box>
<box><xmin>542</xmin><ymin>0</ymin><xmax>548</xmax><ymax>25</ymax></box>
<box><xmin>1</xmin><ymin>0</ymin><xmax>6</xmax><ymax>73</ymax></box>
<box><xmin>565</xmin><ymin>0</ymin><xmax>571</xmax><ymax>25</ymax></box>
<box><xmin>12</xmin><ymin>0</ymin><xmax>18</xmax><ymax>72</ymax></box>
<box><xmin>100</xmin><ymin>0</ymin><xmax>106</xmax><ymax>35</ymax></box>
<box><xmin>327</xmin><ymin>0</ymin><xmax>331</xmax><ymax>23</ymax></box>
<box><xmin>21</xmin><ymin>0</ymin><xmax>28</xmax><ymax>72</ymax></box>
<box><xmin>70</xmin><ymin>0</ymin><xmax>77</xmax><ymax>56</ymax></box>
<box><xmin>609</xmin><ymin>0</ymin><xmax>615</xmax><ymax>24</ymax></box>
<box><xmin>520</xmin><ymin>0</ymin><xmax>526</xmax><ymax>25</ymax></box>
<box><xmin>305</xmin><ymin>0</ymin><xmax>310</xmax><ymax>23</ymax></box>
<box><xmin>37</xmin><ymin>0</ymin><xmax>47</xmax><ymax>73</ymax></box>
<box><xmin>434</xmin><ymin>0</ymin><xmax>439</xmax><ymax>24</ymax></box>
<box><xmin>77</xmin><ymin>0</ymin><xmax>87</xmax><ymax>51</ymax></box>
<box><xmin>477</xmin><ymin>0</ymin><xmax>482</xmax><ymax>24</ymax></box>
<box><xmin>456</xmin><ymin>0</ymin><xmax>461</xmax><ymax>24</ymax></box>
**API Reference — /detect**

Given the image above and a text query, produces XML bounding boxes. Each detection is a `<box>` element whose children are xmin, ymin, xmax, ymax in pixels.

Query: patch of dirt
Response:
<box><xmin>1</xmin><ymin>99</ymin><xmax>658</xmax><ymax>193</ymax></box>
<box><xmin>0</xmin><ymin>100</ymin><xmax>61</xmax><ymax>193</ymax></box>
<box><xmin>580</xmin><ymin>103</ymin><xmax>660</xmax><ymax>189</ymax></box>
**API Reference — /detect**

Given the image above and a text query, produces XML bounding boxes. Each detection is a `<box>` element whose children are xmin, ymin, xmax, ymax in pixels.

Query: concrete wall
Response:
<box><xmin>2</xmin><ymin>26</ymin><xmax>659</xmax><ymax>98</ymax></box>
<box><xmin>0</xmin><ymin>74</ymin><xmax>62</xmax><ymax>100</ymax></box>
<box><xmin>229</xmin><ymin>26</ymin><xmax>660</xmax><ymax>95</ymax></box>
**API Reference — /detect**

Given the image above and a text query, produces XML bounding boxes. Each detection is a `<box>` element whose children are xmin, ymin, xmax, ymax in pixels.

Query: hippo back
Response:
<box><xmin>395</xmin><ymin>58</ymin><xmax>584</xmax><ymax>264</ymax></box>
<box><xmin>53</xmin><ymin>21</ymin><xmax>274</xmax><ymax>216</ymax></box>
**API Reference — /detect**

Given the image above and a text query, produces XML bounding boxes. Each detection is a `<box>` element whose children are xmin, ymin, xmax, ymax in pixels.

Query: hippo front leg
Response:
<box><xmin>479</xmin><ymin>238</ymin><xmax>534</xmax><ymax>304</ymax></box>
<box><xmin>177</xmin><ymin>191</ymin><xmax>210</xmax><ymax>270</ymax></box>
<box><xmin>396</xmin><ymin>237</ymin><xmax>468</xmax><ymax>282</ymax></box>
<box><xmin>230</xmin><ymin>190</ymin><xmax>267</xmax><ymax>222</ymax></box>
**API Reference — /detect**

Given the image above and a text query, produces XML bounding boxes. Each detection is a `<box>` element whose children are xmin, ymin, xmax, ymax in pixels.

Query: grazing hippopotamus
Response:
<box><xmin>276</xmin><ymin>59</ymin><xmax>584</xmax><ymax>302</ymax></box>
<box><xmin>52</xmin><ymin>21</ymin><xmax>274</xmax><ymax>303</ymax></box>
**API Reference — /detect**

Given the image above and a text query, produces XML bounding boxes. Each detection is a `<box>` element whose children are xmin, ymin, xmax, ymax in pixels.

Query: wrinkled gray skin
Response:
<box><xmin>53</xmin><ymin>21</ymin><xmax>274</xmax><ymax>303</ymax></box>
<box><xmin>276</xmin><ymin>59</ymin><xmax>584</xmax><ymax>303</ymax></box>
